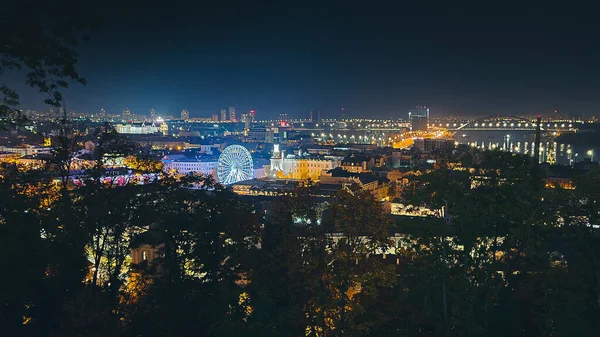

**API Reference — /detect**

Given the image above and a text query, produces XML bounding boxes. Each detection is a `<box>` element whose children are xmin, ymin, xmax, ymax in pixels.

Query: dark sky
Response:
<box><xmin>7</xmin><ymin>2</ymin><xmax>600</xmax><ymax>119</ymax></box>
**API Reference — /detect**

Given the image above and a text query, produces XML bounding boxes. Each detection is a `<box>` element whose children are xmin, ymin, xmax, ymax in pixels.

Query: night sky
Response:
<box><xmin>7</xmin><ymin>2</ymin><xmax>600</xmax><ymax>119</ymax></box>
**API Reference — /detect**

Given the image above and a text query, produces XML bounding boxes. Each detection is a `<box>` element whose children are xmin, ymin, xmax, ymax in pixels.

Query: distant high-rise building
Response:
<box><xmin>408</xmin><ymin>105</ymin><xmax>429</xmax><ymax>131</ymax></box>
<box><xmin>99</xmin><ymin>108</ymin><xmax>106</xmax><ymax>116</ymax></box>
<box><xmin>241</xmin><ymin>113</ymin><xmax>251</xmax><ymax>129</ymax></box>
<box><xmin>123</xmin><ymin>107</ymin><xmax>131</xmax><ymax>118</ymax></box>
<box><xmin>410</xmin><ymin>115</ymin><xmax>428</xmax><ymax>131</ymax></box>
<box><xmin>221</xmin><ymin>109</ymin><xmax>227</xmax><ymax>122</ymax></box>
<box><xmin>311</xmin><ymin>110</ymin><xmax>321</xmax><ymax>124</ymax></box>
<box><xmin>229</xmin><ymin>106</ymin><xmax>236</xmax><ymax>122</ymax></box>
<box><xmin>181</xmin><ymin>108</ymin><xmax>190</xmax><ymax>120</ymax></box>
<box><xmin>212</xmin><ymin>114</ymin><xmax>219</xmax><ymax>122</ymax></box>
<box><xmin>409</xmin><ymin>105</ymin><xmax>429</xmax><ymax>120</ymax></box>
<box><xmin>150</xmin><ymin>107</ymin><xmax>156</xmax><ymax>119</ymax></box>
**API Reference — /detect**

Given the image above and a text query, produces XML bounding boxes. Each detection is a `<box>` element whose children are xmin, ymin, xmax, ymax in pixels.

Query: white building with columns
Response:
<box><xmin>269</xmin><ymin>144</ymin><xmax>341</xmax><ymax>180</ymax></box>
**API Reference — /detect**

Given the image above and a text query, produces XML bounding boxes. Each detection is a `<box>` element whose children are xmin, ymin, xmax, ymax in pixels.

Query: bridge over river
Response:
<box><xmin>439</xmin><ymin>115</ymin><xmax>577</xmax><ymax>133</ymax></box>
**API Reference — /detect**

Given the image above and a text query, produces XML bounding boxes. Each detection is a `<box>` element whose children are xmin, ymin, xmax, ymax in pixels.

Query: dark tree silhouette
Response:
<box><xmin>0</xmin><ymin>0</ymin><xmax>90</xmax><ymax>128</ymax></box>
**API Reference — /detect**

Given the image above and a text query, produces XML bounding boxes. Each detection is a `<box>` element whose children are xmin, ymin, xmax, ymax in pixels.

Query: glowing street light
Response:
<box><xmin>588</xmin><ymin>150</ymin><xmax>594</xmax><ymax>161</ymax></box>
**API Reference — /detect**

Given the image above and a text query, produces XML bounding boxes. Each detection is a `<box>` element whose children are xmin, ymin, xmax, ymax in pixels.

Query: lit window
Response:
<box><xmin>142</xmin><ymin>251</ymin><xmax>148</xmax><ymax>261</ymax></box>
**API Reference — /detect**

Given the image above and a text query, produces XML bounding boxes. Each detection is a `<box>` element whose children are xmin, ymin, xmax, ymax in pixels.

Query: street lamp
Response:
<box><xmin>588</xmin><ymin>150</ymin><xmax>594</xmax><ymax>161</ymax></box>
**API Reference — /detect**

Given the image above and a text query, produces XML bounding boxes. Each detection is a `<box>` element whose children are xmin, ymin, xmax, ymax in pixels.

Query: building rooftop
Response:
<box><xmin>20</xmin><ymin>154</ymin><xmax>53</xmax><ymax>160</ymax></box>
<box><xmin>358</xmin><ymin>174</ymin><xmax>378</xmax><ymax>185</ymax></box>
<box><xmin>162</xmin><ymin>154</ymin><xmax>219</xmax><ymax>162</ymax></box>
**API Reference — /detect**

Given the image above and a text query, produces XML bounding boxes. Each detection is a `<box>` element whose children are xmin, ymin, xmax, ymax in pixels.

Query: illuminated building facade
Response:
<box><xmin>241</xmin><ymin>113</ymin><xmax>251</xmax><ymax>129</ymax></box>
<box><xmin>246</xmin><ymin>126</ymin><xmax>281</xmax><ymax>143</ymax></box>
<box><xmin>115</xmin><ymin>122</ymin><xmax>160</xmax><ymax>134</ymax></box>
<box><xmin>413</xmin><ymin>138</ymin><xmax>454</xmax><ymax>152</ymax></box>
<box><xmin>340</xmin><ymin>160</ymin><xmax>368</xmax><ymax>173</ymax></box>
<box><xmin>391</xmin><ymin>203</ymin><xmax>440</xmax><ymax>217</ymax></box>
<box><xmin>410</xmin><ymin>115</ymin><xmax>428</xmax><ymax>131</ymax></box>
<box><xmin>0</xmin><ymin>145</ymin><xmax>51</xmax><ymax>156</ymax></box>
<box><xmin>221</xmin><ymin>109</ymin><xmax>227</xmax><ymax>122</ymax></box>
<box><xmin>409</xmin><ymin>105</ymin><xmax>429</xmax><ymax>131</ymax></box>
<box><xmin>270</xmin><ymin>144</ymin><xmax>339</xmax><ymax>180</ymax></box>
<box><xmin>246</xmin><ymin>127</ymin><xmax>267</xmax><ymax>142</ymax></box>
<box><xmin>410</xmin><ymin>105</ymin><xmax>429</xmax><ymax>120</ymax></box>
<box><xmin>161</xmin><ymin>154</ymin><xmax>219</xmax><ymax>176</ymax></box>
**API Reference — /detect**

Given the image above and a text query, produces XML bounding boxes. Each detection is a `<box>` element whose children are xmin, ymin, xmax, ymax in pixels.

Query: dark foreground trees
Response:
<box><xmin>1</xmin><ymin>149</ymin><xmax>600</xmax><ymax>337</ymax></box>
<box><xmin>246</xmin><ymin>184</ymin><xmax>395</xmax><ymax>337</ymax></box>
<box><xmin>387</xmin><ymin>151</ymin><xmax>600</xmax><ymax>336</ymax></box>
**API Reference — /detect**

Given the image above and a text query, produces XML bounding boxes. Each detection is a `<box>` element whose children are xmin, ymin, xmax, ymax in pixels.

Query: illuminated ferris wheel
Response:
<box><xmin>217</xmin><ymin>145</ymin><xmax>254</xmax><ymax>184</ymax></box>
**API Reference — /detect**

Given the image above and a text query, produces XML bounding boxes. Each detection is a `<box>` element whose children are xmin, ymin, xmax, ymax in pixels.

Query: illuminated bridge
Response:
<box><xmin>442</xmin><ymin>115</ymin><xmax>577</xmax><ymax>132</ymax></box>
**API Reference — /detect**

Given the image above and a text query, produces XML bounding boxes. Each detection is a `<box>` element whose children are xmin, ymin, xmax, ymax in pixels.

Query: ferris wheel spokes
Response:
<box><xmin>217</xmin><ymin>145</ymin><xmax>254</xmax><ymax>185</ymax></box>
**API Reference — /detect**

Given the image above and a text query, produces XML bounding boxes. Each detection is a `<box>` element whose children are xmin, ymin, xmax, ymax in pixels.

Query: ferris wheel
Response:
<box><xmin>217</xmin><ymin>145</ymin><xmax>254</xmax><ymax>184</ymax></box>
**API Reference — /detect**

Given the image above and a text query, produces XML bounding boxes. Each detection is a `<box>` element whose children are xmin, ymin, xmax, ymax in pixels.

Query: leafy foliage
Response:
<box><xmin>0</xmin><ymin>0</ymin><xmax>89</xmax><ymax>129</ymax></box>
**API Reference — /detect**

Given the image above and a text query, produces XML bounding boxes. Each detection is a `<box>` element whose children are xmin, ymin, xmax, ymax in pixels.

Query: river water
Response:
<box><xmin>454</xmin><ymin>131</ymin><xmax>598</xmax><ymax>165</ymax></box>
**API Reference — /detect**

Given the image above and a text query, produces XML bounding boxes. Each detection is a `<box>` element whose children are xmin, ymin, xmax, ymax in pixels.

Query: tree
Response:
<box><xmin>540</xmin><ymin>168</ymin><xmax>600</xmax><ymax>335</ymax></box>
<box><xmin>397</xmin><ymin>149</ymin><xmax>562</xmax><ymax>336</ymax></box>
<box><xmin>246</xmin><ymin>184</ymin><xmax>323</xmax><ymax>337</ymax></box>
<box><xmin>124</xmin><ymin>155</ymin><xmax>163</xmax><ymax>173</ymax></box>
<box><xmin>322</xmin><ymin>185</ymin><xmax>393</xmax><ymax>336</ymax></box>
<box><xmin>1</xmin><ymin>0</ymin><xmax>89</xmax><ymax>128</ymax></box>
<box><xmin>123</xmin><ymin>176</ymin><xmax>260</xmax><ymax>337</ymax></box>
<box><xmin>0</xmin><ymin>166</ymin><xmax>48</xmax><ymax>336</ymax></box>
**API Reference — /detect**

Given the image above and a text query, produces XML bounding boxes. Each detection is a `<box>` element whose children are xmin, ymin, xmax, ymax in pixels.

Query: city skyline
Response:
<box><xmin>3</xmin><ymin>2</ymin><xmax>600</xmax><ymax>336</ymax></box>
<box><xmin>4</xmin><ymin>2</ymin><xmax>600</xmax><ymax>118</ymax></box>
